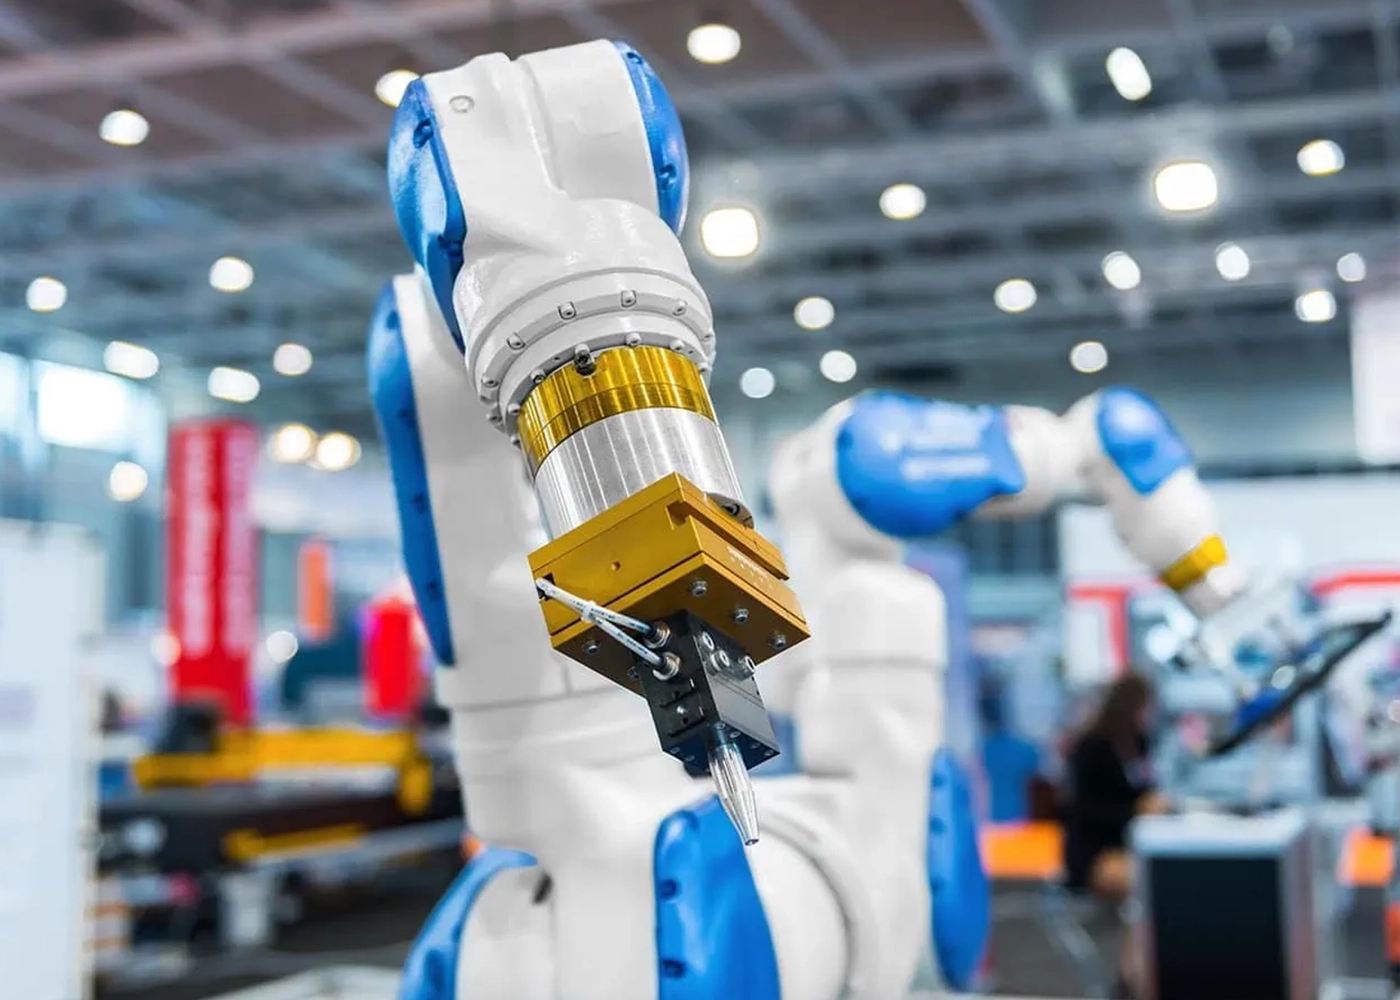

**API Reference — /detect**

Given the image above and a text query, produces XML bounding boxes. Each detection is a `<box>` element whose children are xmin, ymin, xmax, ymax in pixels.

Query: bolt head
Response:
<box><xmin>740</xmin><ymin>656</ymin><xmax>756</xmax><ymax>677</ymax></box>
<box><xmin>558</xmin><ymin>303</ymin><xmax>576</xmax><ymax>320</ymax></box>
<box><xmin>731</xmin><ymin>608</ymin><xmax>750</xmax><ymax>624</ymax></box>
<box><xmin>769</xmin><ymin>633</ymin><xmax>787</xmax><ymax>651</ymax></box>
<box><xmin>506</xmin><ymin>402</ymin><xmax>521</xmax><ymax>416</ymax></box>
<box><xmin>673</xmin><ymin>301</ymin><xmax>688</xmax><ymax>316</ymax></box>
<box><xmin>625</xmin><ymin>333</ymin><xmax>642</xmax><ymax>347</ymax></box>
<box><xmin>699</xmin><ymin>632</ymin><xmax>715</xmax><ymax>651</ymax></box>
<box><xmin>449</xmin><ymin>95</ymin><xmax>475</xmax><ymax>113</ymax></box>
<box><xmin>669</xmin><ymin>339</ymin><xmax>686</xmax><ymax>353</ymax></box>
<box><xmin>582</xmin><ymin>640</ymin><xmax>601</xmax><ymax>655</ymax></box>
<box><xmin>507</xmin><ymin>335</ymin><xmax>526</xmax><ymax>350</ymax></box>
<box><xmin>690</xmin><ymin>579</ymin><xmax>708</xmax><ymax>597</ymax></box>
<box><xmin>621</xmin><ymin>290</ymin><xmax>637</xmax><ymax>307</ymax></box>
<box><xmin>531</xmin><ymin>369</ymin><xmax>545</xmax><ymax>385</ymax></box>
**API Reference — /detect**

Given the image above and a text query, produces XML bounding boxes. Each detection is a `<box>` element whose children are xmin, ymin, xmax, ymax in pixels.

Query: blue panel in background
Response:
<box><xmin>834</xmin><ymin>393</ymin><xmax>1026</xmax><ymax>540</ymax></box>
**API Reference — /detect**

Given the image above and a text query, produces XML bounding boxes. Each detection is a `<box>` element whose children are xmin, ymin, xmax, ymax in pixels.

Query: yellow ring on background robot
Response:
<box><xmin>1160</xmin><ymin>534</ymin><xmax>1228</xmax><ymax>593</ymax></box>
<box><xmin>516</xmin><ymin>345</ymin><xmax>716</xmax><ymax>472</ymax></box>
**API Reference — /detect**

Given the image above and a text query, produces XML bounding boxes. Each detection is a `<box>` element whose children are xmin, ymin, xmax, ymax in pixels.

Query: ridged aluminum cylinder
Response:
<box><xmin>532</xmin><ymin>406</ymin><xmax>744</xmax><ymax>538</ymax></box>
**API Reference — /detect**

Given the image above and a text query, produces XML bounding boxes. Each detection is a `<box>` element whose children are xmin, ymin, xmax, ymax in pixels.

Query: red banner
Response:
<box><xmin>165</xmin><ymin>419</ymin><xmax>260</xmax><ymax>727</ymax></box>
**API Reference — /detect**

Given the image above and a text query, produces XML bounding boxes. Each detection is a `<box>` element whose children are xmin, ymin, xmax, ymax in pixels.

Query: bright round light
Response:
<box><xmin>819</xmin><ymin>349</ymin><xmax>858</xmax><ymax>384</ymax></box>
<box><xmin>374</xmin><ymin>69</ymin><xmax>419</xmax><ymax>108</ymax></box>
<box><xmin>687</xmin><ymin>23</ymin><xmax>742</xmax><ymax>65</ymax></box>
<box><xmin>1152</xmin><ymin>160</ymin><xmax>1219</xmax><ymax>213</ymax></box>
<box><xmin>108</xmin><ymin>461</ymin><xmax>149</xmax><ymax>502</ymax></box>
<box><xmin>315</xmin><ymin>432</ymin><xmax>361</xmax><ymax>472</ymax></box>
<box><xmin>1101</xmin><ymin>251</ymin><xmax>1142</xmax><ymax>291</ymax></box>
<box><xmin>26</xmin><ymin>276</ymin><xmax>67</xmax><ymax>313</ymax></box>
<box><xmin>209</xmin><ymin>256</ymin><xmax>255</xmax><ymax>293</ymax></box>
<box><xmin>994</xmin><ymin>278</ymin><xmax>1038</xmax><ymax>314</ymax></box>
<box><xmin>1215</xmin><ymin>242</ymin><xmax>1251</xmax><ymax>281</ymax></box>
<box><xmin>265</xmin><ymin>630</ymin><xmax>300</xmax><ymax>665</ymax></box>
<box><xmin>103</xmin><ymin>341</ymin><xmax>159</xmax><ymax>380</ymax></box>
<box><xmin>739</xmin><ymin>366</ymin><xmax>776</xmax><ymax>399</ymax></box>
<box><xmin>273</xmin><ymin>342</ymin><xmax>313</xmax><ymax>377</ymax></box>
<box><xmin>879</xmin><ymin>183</ymin><xmax>927</xmax><ymax>221</ymax></box>
<box><xmin>1337</xmin><ymin>252</ymin><xmax>1367</xmax><ymax>284</ymax></box>
<box><xmin>268</xmin><ymin>423</ymin><xmax>318</xmax><ymax>464</ymax></box>
<box><xmin>1070</xmin><ymin>340</ymin><xmax>1109</xmax><ymax>374</ymax></box>
<box><xmin>1297</xmin><ymin>139</ymin><xmax>1345</xmax><ymax>177</ymax></box>
<box><xmin>794</xmin><ymin>296</ymin><xmax>835</xmax><ymax>330</ymax></box>
<box><xmin>1106</xmin><ymin>47</ymin><xmax>1152</xmax><ymax>101</ymax></box>
<box><xmin>700</xmin><ymin>207</ymin><xmax>760</xmax><ymax>259</ymax></box>
<box><xmin>207</xmin><ymin>366</ymin><xmax>260</xmax><ymax>403</ymax></box>
<box><xmin>99</xmin><ymin>108</ymin><xmax>150</xmax><ymax>147</ymax></box>
<box><xmin>150</xmin><ymin>631</ymin><xmax>180</xmax><ymax>668</ymax></box>
<box><xmin>1295</xmin><ymin>289</ymin><xmax>1337</xmax><ymax>324</ymax></box>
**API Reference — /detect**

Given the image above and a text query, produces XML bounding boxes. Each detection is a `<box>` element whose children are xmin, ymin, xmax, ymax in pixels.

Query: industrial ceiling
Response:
<box><xmin>0</xmin><ymin>0</ymin><xmax>1394</xmax><ymax>436</ymax></box>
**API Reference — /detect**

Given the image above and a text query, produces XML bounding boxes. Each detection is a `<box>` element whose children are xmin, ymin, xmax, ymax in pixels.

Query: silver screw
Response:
<box><xmin>558</xmin><ymin>302</ymin><xmax>577</xmax><ymax>320</ymax></box>
<box><xmin>673</xmin><ymin>301</ymin><xmax>688</xmax><ymax>316</ymax></box>
<box><xmin>507</xmin><ymin>402</ymin><xmax>521</xmax><ymax>417</ymax></box>
<box><xmin>620</xmin><ymin>290</ymin><xmax>637</xmax><ymax>307</ymax></box>
<box><xmin>509</xmin><ymin>434</ymin><xmax>521</xmax><ymax>448</ymax></box>
<box><xmin>698</xmin><ymin>362</ymin><xmax>711</xmax><ymax>374</ymax></box>
<box><xmin>731</xmin><ymin>608</ymin><xmax>750</xmax><ymax>624</ymax></box>
<box><xmin>716</xmin><ymin>649</ymin><xmax>731</xmax><ymax>669</ymax></box>
<box><xmin>699</xmin><ymin>632</ymin><xmax>715</xmax><ymax>651</ymax></box>
<box><xmin>481</xmin><ymin>376</ymin><xmax>498</xmax><ymax>389</ymax></box>
<box><xmin>582</xmin><ymin>639</ymin><xmax>601</xmax><ymax>655</ymax></box>
<box><xmin>669</xmin><ymin>339</ymin><xmax>686</xmax><ymax>353</ymax></box>
<box><xmin>507</xmin><ymin>335</ymin><xmax>526</xmax><ymax>350</ymax></box>
<box><xmin>489</xmin><ymin>412</ymin><xmax>503</xmax><ymax>424</ymax></box>
<box><xmin>690</xmin><ymin>579</ymin><xmax>708</xmax><ymax>597</ymax></box>
<box><xmin>625</xmin><ymin>333</ymin><xmax>642</xmax><ymax>347</ymax></box>
<box><xmin>531</xmin><ymin>369</ymin><xmax>546</xmax><ymax>385</ymax></box>
<box><xmin>770</xmin><ymin>633</ymin><xmax>788</xmax><ymax>651</ymax></box>
<box><xmin>739</xmin><ymin>656</ymin><xmax>756</xmax><ymax>678</ymax></box>
<box><xmin>449</xmin><ymin>95</ymin><xmax>475</xmax><ymax>113</ymax></box>
<box><xmin>627</xmin><ymin>666</ymin><xmax>640</xmax><ymax>680</ymax></box>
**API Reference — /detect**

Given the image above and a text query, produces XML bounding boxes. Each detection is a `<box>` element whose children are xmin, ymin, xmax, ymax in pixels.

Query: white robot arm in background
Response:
<box><xmin>370</xmin><ymin>39</ymin><xmax>990</xmax><ymax>1000</ymax></box>
<box><xmin>764</xmin><ymin>389</ymin><xmax>1255</xmax><ymax>723</ymax></box>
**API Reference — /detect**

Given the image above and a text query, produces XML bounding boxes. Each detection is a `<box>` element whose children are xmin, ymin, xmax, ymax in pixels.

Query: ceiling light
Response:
<box><xmin>819</xmin><ymin>349</ymin><xmax>858</xmax><ymax>384</ymax></box>
<box><xmin>209</xmin><ymin>256</ymin><xmax>255</xmax><ymax>293</ymax></box>
<box><xmin>103</xmin><ymin>341</ymin><xmax>159</xmax><ymax>380</ymax></box>
<box><xmin>375</xmin><ymin>69</ymin><xmax>419</xmax><ymax>108</ymax></box>
<box><xmin>1070</xmin><ymin>341</ymin><xmax>1109</xmax><ymax>374</ymax></box>
<box><xmin>739</xmin><ymin>366</ymin><xmax>775</xmax><ymax>399</ymax></box>
<box><xmin>794</xmin><ymin>296</ymin><xmax>835</xmax><ymax>330</ymax></box>
<box><xmin>314</xmin><ymin>432</ymin><xmax>361</xmax><ymax>472</ymax></box>
<box><xmin>1215</xmin><ymin>242</ymin><xmax>1251</xmax><ymax>281</ymax></box>
<box><xmin>26</xmin><ymin>276</ymin><xmax>67</xmax><ymax>313</ymax></box>
<box><xmin>700</xmin><ymin>206</ymin><xmax>760</xmax><ymax>259</ymax></box>
<box><xmin>879</xmin><ymin>183</ymin><xmax>927</xmax><ymax>221</ymax></box>
<box><xmin>1295</xmin><ymin>289</ymin><xmax>1337</xmax><ymax>324</ymax></box>
<box><xmin>208</xmin><ymin>366</ymin><xmax>260</xmax><ymax>403</ymax></box>
<box><xmin>687</xmin><ymin>22</ymin><xmax>742</xmax><ymax>65</ymax></box>
<box><xmin>994</xmin><ymin>278</ymin><xmax>1038</xmax><ymax>314</ymax></box>
<box><xmin>1152</xmin><ymin>161</ymin><xmax>1219</xmax><ymax>213</ymax></box>
<box><xmin>1337</xmin><ymin>252</ymin><xmax>1367</xmax><ymax>284</ymax></box>
<box><xmin>1106</xmin><ymin>47</ymin><xmax>1152</xmax><ymax>101</ymax></box>
<box><xmin>100</xmin><ymin>107</ymin><xmax>150</xmax><ymax>147</ymax></box>
<box><xmin>273</xmin><ymin>342</ymin><xmax>313</xmax><ymax>377</ymax></box>
<box><xmin>265</xmin><ymin>630</ymin><xmax>300</xmax><ymax>665</ymax></box>
<box><xmin>1102</xmin><ymin>251</ymin><xmax>1142</xmax><ymax>291</ymax></box>
<box><xmin>1297</xmin><ymin>139</ymin><xmax>1344</xmax><ymax>177</ymax></box>
<box><xmin>108</xmin><ymin>461</ymin><xmax>149</xmax><ymax>502</ymax></box>
<box><xmin>269</xmin><ymin>423</ymin><xmax>318</xmax><ymax>464</ymax></box>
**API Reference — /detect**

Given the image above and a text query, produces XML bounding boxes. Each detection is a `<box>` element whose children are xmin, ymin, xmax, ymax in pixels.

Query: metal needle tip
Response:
<box><xmin>708</xmin><ymin>738</ymin><xmax>760</xmax><ymax>846</ymax></box>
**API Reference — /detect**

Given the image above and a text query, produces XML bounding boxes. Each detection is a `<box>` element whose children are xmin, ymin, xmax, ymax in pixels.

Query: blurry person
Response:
<box><xmin>1062</xmin><ymin>672</ymin><xmax>1167</xmax><ymax>997</ymax></box>
<box><xmin>1063</xmin><ymin>673</ymin><xmax>1165</xmax><ymax>897</ymax></box>
<box><xmin>980</xmin><ymin>680</ymin><xmax>1043</xmax><ymax>823</ymax></box>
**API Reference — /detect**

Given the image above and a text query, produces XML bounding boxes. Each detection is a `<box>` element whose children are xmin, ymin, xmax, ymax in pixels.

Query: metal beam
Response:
<box><xmin>742</xmin><ymin>0</ymin><xmax>913</xmax><ymax>134</ymax></box>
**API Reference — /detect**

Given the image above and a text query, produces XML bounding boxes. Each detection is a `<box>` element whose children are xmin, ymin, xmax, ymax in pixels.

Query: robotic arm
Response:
<box><xmin>387</xmin><ymin>41</ymin><xmax>808</xmax><ymax>842</ymax></box>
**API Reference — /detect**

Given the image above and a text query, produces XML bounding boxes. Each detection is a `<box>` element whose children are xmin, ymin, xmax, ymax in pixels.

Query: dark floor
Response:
<box><xmin>102</xmin><ymin>877</ymin><xmax>1392</xmax><ymax>1000</ymax></box>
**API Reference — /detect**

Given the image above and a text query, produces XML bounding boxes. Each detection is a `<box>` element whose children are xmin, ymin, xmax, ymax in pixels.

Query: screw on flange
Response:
<box><xmin>669</xmin><ymin>339</ymin><xmax>686</xmax><ymax>353</ymax></box>
<box><xmin>625</xmin><ymin>333</ymin><xmax>642</xmax><ymax>347</ymax></box>
<box><xmin>739</xmin><ymin>656</ymin><xmax>756</xmax><ymax>678</ymax></box>
<box><xmin>531</xmin><ymin>369</ymin><xmax>546</xmax><ymax>385</ymax></box>
<box><xmin>558</xmin><ymin>302</ymin><xmax>577</xmax><ymax>320</ymax></box>
<box><xmin>731</xmin><ymin>608</ymin><xmax>750</xmax><ymax>624</ymax></box>
<box><xmin>699</xmin><ymin>632</ymin><xmax>715</xmax><ymax>651</ymax></box>
<box><xmin>582</xmin><ymin>639</ymin><xmax>601</xmax><ymax>655</ymax></box>
<box><xmin>573</xmin><ymin>345</ymin><xmax>596</xmax><ymax>376</ymax></box>
<box><xmin>620</xmin><ymin>290</ymin><xmax>637</xmax><ymax>308</ymax></box>
<box><xmin>672</xmin><ymin>301</ymin><xmax>688</xmax><ymax>316</ymax></box>
<box><xmin>449</xmin><ymin>95</ymin><xmax>475</xmax><ymax>113</ymax></box>
<box><xmin>769</xmin><ymin>633</ymin><xmax>787</xmax><ymax>651</ymax></box>
<box><xmin>507</xmin><ymin>334</ymin><xmax>526</xmax><ymax>350</ymax></box>
<box><xmin>690</xmin><ymin>579</ymin><xmax>708</xmax><ymax>597</ymax></box>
